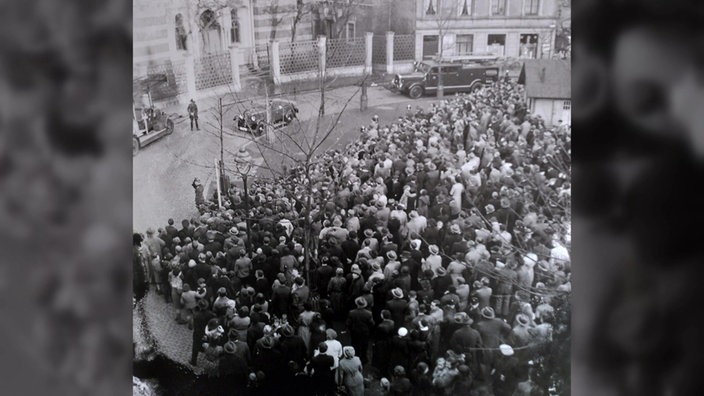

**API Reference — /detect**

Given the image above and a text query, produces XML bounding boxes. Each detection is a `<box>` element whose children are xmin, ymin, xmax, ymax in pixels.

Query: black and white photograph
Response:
<box><xmin>132</xmin><ymin>0</ymin><xmax>571</xmax><ymax>395</ymax></box>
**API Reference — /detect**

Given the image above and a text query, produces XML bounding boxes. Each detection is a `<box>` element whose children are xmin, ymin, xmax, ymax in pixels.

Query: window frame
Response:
<box><xmin>230</xmin><ymin>8</ymin><xmax>240</xmax><ymax>44</ymax></box>
<box><xmin>455</xmin><ymin>34</ymin><xmax>474</xmax><ymax>55</ymax></box>
<box><xmin>457</xmin><ymin>0</ymin><xmax>472</xmax><ymax>17</ymax></box>
<box><xmin>490</xmin><ymin>0</ymin><xmax>506</xmax><ymax>16</ymax></box>
<box><xmin>523</xmin><ymin>0</ymin><xmax>540</xmax><ymax>16</ymax></box>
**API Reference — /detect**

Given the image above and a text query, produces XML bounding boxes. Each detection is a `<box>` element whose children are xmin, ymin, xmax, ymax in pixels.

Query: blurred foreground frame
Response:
<box><xmin>0</xmin><ymin>0</ymin><xmax>133</xmax><ymax>395</ymax></box>
<box><xmin>573</xmin><ymin>1</ymin><xmax>704</xmax><ymax>396</ymax></box>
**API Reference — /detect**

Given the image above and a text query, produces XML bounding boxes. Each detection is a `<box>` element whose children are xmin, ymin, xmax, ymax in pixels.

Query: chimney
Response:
<box><xmin>539</xmin><ymin>67</ymin><xmax>546</xmax><ymax>83</ymax></box>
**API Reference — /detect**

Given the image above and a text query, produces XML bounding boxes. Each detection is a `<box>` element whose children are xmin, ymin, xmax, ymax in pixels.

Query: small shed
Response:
<box><xmin>518</xmin><ymin>59</ymin><xmax>571</xmax><ymax>126</ymax></box>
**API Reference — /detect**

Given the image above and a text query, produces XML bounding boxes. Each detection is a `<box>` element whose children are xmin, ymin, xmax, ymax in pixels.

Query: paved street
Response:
<box><xmin>133</xmin><ymin>84</ymin><xmax>439</xmax><ymax>232</ymax></box>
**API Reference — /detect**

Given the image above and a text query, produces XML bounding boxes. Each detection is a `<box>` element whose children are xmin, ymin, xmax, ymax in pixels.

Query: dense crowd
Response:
<box><xmin>134</xmin><ymin>80</ymin><xmax>571</xmax><ymax>396</ymax></box>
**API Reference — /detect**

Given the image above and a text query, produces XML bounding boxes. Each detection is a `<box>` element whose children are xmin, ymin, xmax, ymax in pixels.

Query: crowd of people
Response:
<box><xmin>133</xmin><ymin>79</ymin><xmax>571</xmax><ymax>396</ymax></box>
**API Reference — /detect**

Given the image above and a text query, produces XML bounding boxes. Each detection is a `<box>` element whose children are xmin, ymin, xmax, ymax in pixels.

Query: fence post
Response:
<box><xmin>385</xmin><ymin>31</ymin><xmax>394</xmax><ymax>74</ymax></box>
<box><xmin>270</xmin><ymin>40</ymin><xmax>281</xmax><ymax>86</ymax></box>
<box><xmin>229</xmin><ymin>46</ymin><xmax>242</xmax><ymax>91</ymax></box>
<box><xmin>415</xmin><ymin>32</ymin><xmax>423</xmax><ymax>61</ymax></box>
<box><xmin>184</xmin><ymin>54</ymin><xmax>198</xmax><ymax>100</ymax></box>
<box><xmin>318</xmin><ymin>35</ymin><xmax>327</xmax><ymax>77</ymax></box>
<box><xmin>365</xmin><ymin>32</ymin><xmax>373</xmax><ymax>75</ymax></box>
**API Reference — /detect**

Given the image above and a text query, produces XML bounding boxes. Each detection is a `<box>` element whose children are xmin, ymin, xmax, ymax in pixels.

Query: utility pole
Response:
<box><xmin>436</xmin><ymin>0</ymin><xmax>444</xmax><ymax>98</ymax></box>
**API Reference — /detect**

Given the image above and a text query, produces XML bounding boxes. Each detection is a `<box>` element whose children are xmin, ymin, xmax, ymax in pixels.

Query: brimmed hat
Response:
<box><xmin>481</xmin><ymin>306</ymin><xmax>495</xmax><ymax>319</ymax></box>
<box><xmin>453</xmin><ymin>312</ymin><xmax>473</xmax><ymax>325</ymax></box>
<box><xmin>364</xmin><ymin>229</ymin><xmax>374</xmax><ymax>238</ymax></box>
<box><xmin>280</xmin><ymin>324</ymin><xmax>295</xmax><ymax>337</ymax></box>
<box><xmin>428</xmin><ymin>245</ymin><xmax>439</xmax><ymax>255</ymax></box>
<box><xmin>450</xmin><ymin>224</ymin><xmax>461</xmax><ymax>234</ymax></box>
<box><xmin>372</xmin><ymin>262</ymin><xmax>382</xmax><ymax>271</ymax></box>
<box><xmin>516</xmin><ymin>313</ymin><xmax>530</xmax><ymax>327</ymax></box>
<box><xmin>224</xmin><ymin>341</ymin><xmax>237</xmax><ymax>354</ymax></box>
<box><xmin>197</xmin><ymin>299</ymin><xmax>209</xmax><ymax>310</ymax></box>
<box><xmin>351</xmin><ymin>264</ymin><xmax>362</xmax><ymax>275</ymax></box>
<box><xmin>436</xmin><ymin>266</ymin><xmax>447</xmax><ymax>276</ymax></box>
<box><xmin>386</xmin><ymin>251</ymin><xmax>397</xmax><ymax>260</ymax></box>
<box><xmin>146</xmin><ymin>228</ymin><xmax>155</xmax><ymax>235</ymax></box>
<box><xmin>355</xmin><ymin>297</ymin><xmax>368</xmax><ymax>308</ymax></box>
<box><xmin>260</xmin><ymin>336</ymin><xmax>274</xmax><ymax>349</ymax></box>
<box><xmin>391</xmin><ymin>288</ymin><xmax>404</xmax><ymax>299</ymax></box>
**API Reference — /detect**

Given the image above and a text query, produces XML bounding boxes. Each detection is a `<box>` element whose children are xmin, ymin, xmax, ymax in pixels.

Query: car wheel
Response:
<box><xmin>471</xmin><ymin>82</ymin><xmax>483</xmax><ymax>93</ymax></box>
<box><xmin>132</xmin><ymin>137</ymin><xmax>139</xmax><ymax>156</ymax></box>
<box><xmin>408</xmin><ymin>85</ymin><xmax>423</xmax><ymax>99</ymax></box>
<box><xmin>165</xmin><ymin>119</ymin><xmax>174</xmax><ymax>135</ymax></box>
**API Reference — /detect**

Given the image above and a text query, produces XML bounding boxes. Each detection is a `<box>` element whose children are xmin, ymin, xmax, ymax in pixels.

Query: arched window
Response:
<box><xmin>230</xmin><ymin>8</ymin><xmax>240</xmax><ymax>43</ymax></box>
<box><xmin>175</xmin><ymin>14</ymin><xmax>187</xmax><ymax>50</ymax></box>
<box><xmin>200</xmin><ymin>9</ymin><xmax>222</xmax><ymax>53</ymax></box>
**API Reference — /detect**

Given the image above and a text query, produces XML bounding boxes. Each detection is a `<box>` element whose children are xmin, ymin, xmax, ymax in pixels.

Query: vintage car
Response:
<box><xmin>132</xmin><ymin>105</ymin><xmax>174</xmax><ymax>156</ymax></box>
<box><xmin>235</xmin><ymin>99</ymin><xmax>299</xmax><ymax>136</ymax></box>
<box><xmin>133</xmin><ymin>74</ymin><xmax>175</xmax><ymax>156</ymax></box>
<box><xmin>392</xmin><ymin>57</ymin><xmax>500</xmax><ymax>99</ymax></box>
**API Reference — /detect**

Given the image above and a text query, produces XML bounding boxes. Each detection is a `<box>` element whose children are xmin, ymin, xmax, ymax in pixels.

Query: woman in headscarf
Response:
<box><xmin>338</xmin><ymin>346</ymin><xmax>365</xmax><ymax>396</ymax></box>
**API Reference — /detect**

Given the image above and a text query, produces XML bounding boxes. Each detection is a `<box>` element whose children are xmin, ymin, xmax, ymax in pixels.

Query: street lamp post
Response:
<box><xmin>234</xmin><ymin>146</ymin><xmax>253</xmax><ymax>254</ymax></box>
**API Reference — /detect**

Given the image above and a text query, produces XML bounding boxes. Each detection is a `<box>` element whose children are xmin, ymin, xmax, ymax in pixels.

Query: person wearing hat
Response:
<box><xmin>346</xmin><ymin>296</ymin><xmax>375</xmax><ymax>365</ymax></box>
<box><xmin>449</xmin><ymin>312</ymin><xmax>482</xmax><ymax>363</ymax></box>
<box><xmin>383</xmin><ymin>251</ymin><xmax>401</xmax><ymax>279</ymax></box>
<box><xmin>218</xmin><ymin>339</ymin><xmax>249</xmax><ymax>393</ymax></box>
<box><xmin>190</xmin><ymin>298</ymin><xmax>216</xmax><ymax>365</ymax></box>
<box><xmin>472</xmin><ymin>272</ymin><xmax>493</xmax><ymax>310</ymax></box>
<box><xmin>339</xmin><ymin>346</ymin><xmax>365</xmax><ymax>396</ymax></box>
<box><xmin>327</xmin><ymin>268</ymin><xmax>347</xmax><ymax>320</ymax></box>
<box><xmin>270</xmin><ymin>277</ymin><xmax>292</xmax><ymax>318</ymax></box>
<box><xmin>386</xmin><ymin>288</ymin><xmax>409</xmax><ymax>331</ymax></box>
<box><xmin>389</xmin><ymin>365</ymin><xmax>412</xmax><ymax>395</ymax></box>
<box><xmin>253</xmin><ymin>335</ymin><xmax>287</xmax><ymax>393</ymax></box>
<box><xmin>278</xmin><ymin>323</ymin><xmax>308</xmax><ymax>369</ymax></box>
<box><xmin>372</xmin><ymin>309</ymin><xmax>396</xmax><ymax>377</ymax></box>
<box><xmin>475</xmin><ymin>306</ymin><xmax>511</xmax><ymax>367</ymax></box>
<box><xmin>431</xmin><ymin>265</ymin><xmax>453</xmax><ymax>300</ymax></box>
<box><xmin>388</xmin><ymin>327</ymin><xmax>411</xmax><ymax>378</ymax></box>
<box><xmin>494</xmin><ymin>258</ymin><xmax>518</xmax><ymax>317</ymax></box>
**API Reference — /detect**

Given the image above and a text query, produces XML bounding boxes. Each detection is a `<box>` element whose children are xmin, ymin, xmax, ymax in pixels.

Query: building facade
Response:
<box><xmin>414</xmin><ymin>0</ymin><xmax>560</xmax><ymax>60</ymax></box>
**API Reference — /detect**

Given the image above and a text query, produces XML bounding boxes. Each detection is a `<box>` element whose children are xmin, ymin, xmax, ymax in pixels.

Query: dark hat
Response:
<box><xmin>260</xmin><ymin>336</ymin><xmax>274</xmax><ymax>349</ymax></box>
<box><xmin>280</xmin><ymin>324</ymin><xmax>295</xmax><ymax>337</ymax></box>
<box><xmin>355</xmin><ymin>297</ymin><xmax>368</xmax><ymax>308</ymax></box>
<box><xmin>224</xmin><ymin>341</ymin><xmax>236</xmax><ymax>354</ymax></box>
<box><xmin>197</xmin><ymin>299</ymin><xmax>209</xmax><ymax>310</ymax></box>
<box><xmin>480</xmin><ymin>306</ymin><xmax>495</xmax><ymax>319</ymax></box>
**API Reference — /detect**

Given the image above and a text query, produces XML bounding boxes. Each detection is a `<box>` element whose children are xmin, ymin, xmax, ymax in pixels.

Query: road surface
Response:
<box><xmin>133</xmin><ymin>84</ymin><xmax>439</xmax><ymax>233</ymax></box>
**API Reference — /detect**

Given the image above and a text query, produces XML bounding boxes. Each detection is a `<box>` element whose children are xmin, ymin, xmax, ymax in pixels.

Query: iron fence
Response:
<box><xmin>393</xmin><ymin>34</ymin><xmax>415</xmax><ymax>61</ymax></box>
<box><xmin>372</xmin><ymin>35</ymin><xmax>386</xmax><ymax>64</ymax></box>
<box><xmin>195</xmin><ymin>52</ymin><xmax>233</xmax><ymax>91</ymax></box>
<box><xmin>326</xmin><ymin>38</ymin><xmax>366</xmax><ymax>68</ymax></box>
<box><xmin>280</xmin><ymin>39</ymin><xmax>319</xmax><ymax>74</ymax></box>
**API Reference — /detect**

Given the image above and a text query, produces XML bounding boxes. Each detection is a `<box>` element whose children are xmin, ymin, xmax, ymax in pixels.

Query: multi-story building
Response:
<box><xmin>414</xmin><ymin>0</ymin><xmax>560</xmax><ymax>60</ymax></box>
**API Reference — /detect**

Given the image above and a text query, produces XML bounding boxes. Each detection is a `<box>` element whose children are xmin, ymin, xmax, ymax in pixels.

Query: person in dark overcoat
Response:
<box><xmin>346</xmin><ymin>297</ymin><xmax>375</xmax><ymax>364</ymax></box>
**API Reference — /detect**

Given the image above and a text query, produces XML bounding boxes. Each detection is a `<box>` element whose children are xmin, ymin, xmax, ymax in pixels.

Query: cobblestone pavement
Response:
<box><xmin>137</xmin><ymin>289</ymin><xmax>217</xmax><ymax>375</ymax></box>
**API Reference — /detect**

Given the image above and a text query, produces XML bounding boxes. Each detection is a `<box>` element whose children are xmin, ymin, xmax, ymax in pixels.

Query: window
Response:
<box><xmin>491</xmin><ymin>0</ymin><xmax>506</xmax><ymax>16</ymax></box>
<box><xmin>175</xmin><ymin>14</ymin><xmax>187</xmax><ymax>50</ymax></box>
<box><xmin>230</xmin><ymin>9</ymin><xmax>240</xmax><ymax>43</ymax></box>
<box><xmin>346</xmin><ymin>22</ymin><xmax>355</xmax><ymax>41</ymax></box>
<box><xmin>456</xmin><ymin>34</ymin><xmax>474</xmax><ymax>54</ymax></box>
<box><xmin>458</xmin><ymin>0</ymin><xmax>471</xmax><ymax>16</ymax></box>
<box><xmin>563</xmin><ymin>100</ymin><xmax>571</xmax><ymax>110</ymax></box>
<box><xmin>487</xmin><ymin>34</ymin><xmax>506</xmax><ymax>46</ymax></box>
<box><xmin>524</xmin><ymin>0</ymin><xmax>540</xmax><ymax>15</ymax></box>
<box><xmin>519</xmin><ymin>34</ymin><xmax>538</xmax><ymax>58</ymax></box>
<box><xmin>487</xmin><ymin>34</ymin><xmax>506</xmax><ymax>56</ymax></box>
<box><xmin>425</xmin><ymin>0</ymin><xmax>436</xmax><ymax>15</ymax></box>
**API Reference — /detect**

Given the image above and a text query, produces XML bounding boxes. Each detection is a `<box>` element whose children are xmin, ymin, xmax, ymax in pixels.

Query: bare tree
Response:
<box><xmin>290</xmin><ymin>0</ymin><xmax>311</xmax><ymax>42</ymax></box>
